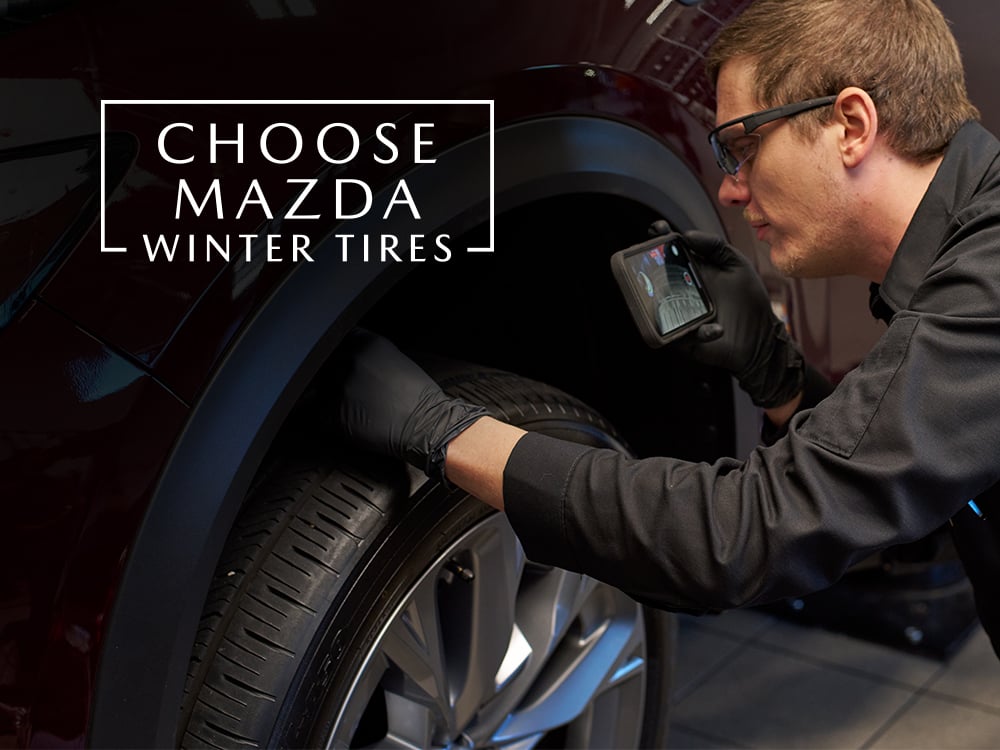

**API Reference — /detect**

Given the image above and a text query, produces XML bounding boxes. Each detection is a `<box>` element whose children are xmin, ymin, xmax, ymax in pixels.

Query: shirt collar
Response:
<box><xmin>871</xmin><ymin>121</ymin><xmax>1000</xmax><ymax>321</ymax></box>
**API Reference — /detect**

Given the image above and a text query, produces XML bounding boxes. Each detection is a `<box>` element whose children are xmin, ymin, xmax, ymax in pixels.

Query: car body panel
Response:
<box><xmin>0</xmin><ymin>301</ymin><xmax>186</xmax><ymax>744</ymax></box>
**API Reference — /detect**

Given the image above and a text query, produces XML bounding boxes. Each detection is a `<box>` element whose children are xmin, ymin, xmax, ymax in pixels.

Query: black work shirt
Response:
<box><xmin>503</xmin><ymin>122</ymin><xmax>1000</xmax><ymax>628</ymax></box>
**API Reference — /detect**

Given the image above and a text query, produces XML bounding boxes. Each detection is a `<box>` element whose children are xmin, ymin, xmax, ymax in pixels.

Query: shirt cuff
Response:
<box><xmin>502</xmin><ymin>431</ymin><xmax>592</xmax><ymax>569</ymax></box>
<box><xmin>761</xmin><ymin>362</ymin><xmax>835</xmax><ymax>445</ymax></box>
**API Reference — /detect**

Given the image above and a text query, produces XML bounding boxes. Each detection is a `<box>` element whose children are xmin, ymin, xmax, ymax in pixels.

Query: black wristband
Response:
<box><xmin>421</xmin><ymin>403</ymin><xmax>491</xmax><ymax>486</ymax></box>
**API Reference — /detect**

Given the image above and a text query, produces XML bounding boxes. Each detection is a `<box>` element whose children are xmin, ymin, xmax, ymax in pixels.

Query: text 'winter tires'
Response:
<box><xmin>178</xmin><ymin>364</ymin><xmax>675</xmax><ymax>749</ymax></box>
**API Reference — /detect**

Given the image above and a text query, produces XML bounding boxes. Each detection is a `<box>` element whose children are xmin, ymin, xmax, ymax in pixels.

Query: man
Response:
<box><xmin>336</xmin><ymin>0</ymin><xmax>1000</xmax><ymax>655</ymax></box>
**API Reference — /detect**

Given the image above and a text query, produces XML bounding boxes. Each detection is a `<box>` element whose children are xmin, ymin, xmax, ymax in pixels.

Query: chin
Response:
<box><xmin>769</xmin><ymin>245</ymin><xmax>801</xmax><ymax>277</ymax></box>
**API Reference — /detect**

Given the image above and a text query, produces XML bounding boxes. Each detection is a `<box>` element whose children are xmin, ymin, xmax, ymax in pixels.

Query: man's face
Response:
<box><xmin>714</xmin><ymin>58</ymin><xmax>851</xmax><ymax>278</ymax></box>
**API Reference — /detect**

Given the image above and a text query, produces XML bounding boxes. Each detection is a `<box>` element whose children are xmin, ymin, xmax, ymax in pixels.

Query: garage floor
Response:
<box><xmin>667</xmin><ymin>609</ymin><xmax>1000</xmax><ymax>749</ymax></box>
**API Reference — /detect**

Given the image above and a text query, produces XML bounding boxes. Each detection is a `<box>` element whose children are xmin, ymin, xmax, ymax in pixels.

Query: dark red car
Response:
<box><xmin>0</xmin><ymin>1</ymin><xmax>993</xmax><ymax>747</ymax></box>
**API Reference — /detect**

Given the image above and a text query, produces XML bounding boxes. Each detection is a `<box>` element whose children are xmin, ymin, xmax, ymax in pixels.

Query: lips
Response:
<box><xmin>744</xmin><ymin>210</ymin><xmax>769</xmax><ymax>242</ymax></box>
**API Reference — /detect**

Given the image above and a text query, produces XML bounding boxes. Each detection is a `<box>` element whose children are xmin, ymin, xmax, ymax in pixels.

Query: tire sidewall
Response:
<box><xmin>272</xmin><ymin>481</ymin><xmax>492</xmax><ymax>747</ymax></box>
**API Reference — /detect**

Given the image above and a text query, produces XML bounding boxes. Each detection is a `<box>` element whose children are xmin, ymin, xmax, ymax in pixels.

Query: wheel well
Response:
<box><xmin>360</xmin><ymin>192</ymin><xmax>737</xmax><ymax>462</ymax></box>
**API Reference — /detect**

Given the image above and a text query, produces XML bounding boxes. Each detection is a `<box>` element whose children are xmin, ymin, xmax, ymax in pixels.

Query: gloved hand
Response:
<box><xmin>335</xmin><ymin>329</ymin><xmax>490</xmax><ymax>482</ymax></box>
<box><xmin>677</xmin><ymin>230</ymin><xmax>804</xmax><ymax>408</ymax></box>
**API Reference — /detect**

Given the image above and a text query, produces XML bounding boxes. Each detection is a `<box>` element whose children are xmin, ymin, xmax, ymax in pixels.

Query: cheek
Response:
<box><xmin>752</xmin><ymin>139</ymin><xmax>820</xmax><ymax>216</ymax></box>
<box><xmin>748</xmin><ymin>157</ymin><xmax>793</xmax><ymax>209</ymax></box>
<box><xmin>764</xmin><ymin>170</ymin><xmax>817</xmax><ymax>224</ymax></box>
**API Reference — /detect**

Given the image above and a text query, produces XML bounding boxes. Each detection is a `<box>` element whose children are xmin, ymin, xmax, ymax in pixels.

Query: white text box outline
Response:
<box><xmin>99</xmin><ymin>98</ymin><xmax>495</xmax><ymax>255</ymax></box>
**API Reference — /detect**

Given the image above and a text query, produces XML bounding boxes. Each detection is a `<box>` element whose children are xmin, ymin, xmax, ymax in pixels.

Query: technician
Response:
<box><xmin>335</xmin><ymin>0</ymin><xmax>1000</xmax><ymax>657</ymax></box>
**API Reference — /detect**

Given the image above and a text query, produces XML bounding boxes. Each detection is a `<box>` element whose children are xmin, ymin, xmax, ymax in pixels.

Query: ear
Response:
<box><xmin>834</xmin><ymin>87</ymin><xmax>878</xmax><ymax>168</ymax></box>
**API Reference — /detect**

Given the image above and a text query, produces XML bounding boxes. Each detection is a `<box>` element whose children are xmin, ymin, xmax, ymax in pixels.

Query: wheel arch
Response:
<box><xmin>89</xmin><ymin>114</ymin><xmax>754</xmax><ymax>747</ymax></box>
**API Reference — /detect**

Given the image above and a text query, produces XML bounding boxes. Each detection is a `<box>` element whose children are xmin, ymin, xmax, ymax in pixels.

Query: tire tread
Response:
<box><xmin>179</xmin><ymin>365</ymin><xmax>649</xmax><ymax>748</ymax></box>
<box><xmin>179</xmin><ymin>459</ymin><xmax>398</xmax><ymax>747</ymax></box>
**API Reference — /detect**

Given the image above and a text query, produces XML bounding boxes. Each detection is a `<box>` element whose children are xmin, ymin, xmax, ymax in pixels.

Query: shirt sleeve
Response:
<box><xmin>503</xmin><ymin>301</ymin><xmax>1000</xmax><ymax>613</ymax></box>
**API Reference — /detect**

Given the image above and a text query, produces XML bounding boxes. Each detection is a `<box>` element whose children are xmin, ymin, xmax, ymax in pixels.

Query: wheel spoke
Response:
<box><xmin>379</xmin><ymin>580</ymin><xmax>454</xmax><ymax>735</ymax></box>
<box><xmin>382</xmin><ymin>691</ymin><xmax>441</xmax><ymax>749</ymax></box>
<box><xmin>561</xmin><ymin>660</ymin><xmax>647</xmax><ymax>749</ymax></box>
<box><xmin>519</xmin><ymin>569</ymin><xmax>601</xmax><ymax>663</ymax></box>
<box><xmin>445</xmin><ymin>516</ymin><xmax>526</xmax><ymax>729</ymax></box>
<box><xmin>326</xmin><ymin>652</ymin><xmax>390</xmax><ymax>750</ymax></box>
<box><xmin>470</xmin><ymin>567</ymin><xmax>597</xmax><ymax>730</ymax></box>
<box><xmin>492</xmin><ymin>592</ymin><xmax>646</xmax><ymax>744</ymax></box>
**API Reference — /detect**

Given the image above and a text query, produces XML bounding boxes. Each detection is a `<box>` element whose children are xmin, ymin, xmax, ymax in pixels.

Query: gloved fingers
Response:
<box><xmin>666</xmin><ymin>321</ymin><xmax>724</xmax><ymax>362</ymax></box>
<box><xmin>324</xmin><ymin>329</ymin><xmax>369</xmax><ymax>402</ymax></box>
<box><xmin>328</xmin><ymin>330</ymin><xmax>385</xmax><ymax>440</ymax></box>
<box><xmin>331</xmin><ymin>328</ymin><xmax>441</xmax><ymax>461</ymax></box>
<box><xmin>682</xmin><ymin>230</ymin><xmax>746</xmax><ymax>269</ymax></box>
<box><xmin>694</xmin><ymin>322</ymin><xmax>725</xmax><ymax>342</ymax></box>
<box><xmin>338</xmin><ymin>326</ymin><xmax>380</xmax><ymax>354</ymax></box>
<box><xmin>648</xmin><ymin>219</ymin><xmax>673</xmax><ymax>236</ymax></box>
<box><xmin>329</xmin><ymin>328</ymin><xmax>388</xmax><ymax>386</ymax></box>
<box><xmin>343</xmin><ymin>328</ymin><xmax>441</xmax><ymax>391</ymax></box>
<box><xmin>329</xmin><ymin>328</ymin><xmax>493</xmax><ymax>481</ymax></box>
<box><xmin>339</xmin><ymin>327</ymin><xmax>402</xmax><ymax>366</ymax></box>
<box><xmin>327</xmin><ymin>330</ymin><xmax>387</xmax><ymax>413</ymax></box>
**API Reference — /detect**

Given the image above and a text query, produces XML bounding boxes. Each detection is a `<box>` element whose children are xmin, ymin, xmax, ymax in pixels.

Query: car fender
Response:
<box><xmin>89</xmin><ymin>114</ymin><xmax>755</xmax><ymax>747</ymax></box>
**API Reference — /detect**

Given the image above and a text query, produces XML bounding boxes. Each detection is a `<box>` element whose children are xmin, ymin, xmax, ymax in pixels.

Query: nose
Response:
<box><xmin>717</xmin><ymin>173</ymin><xmax>750</xmax><ymax>207</ymax></box>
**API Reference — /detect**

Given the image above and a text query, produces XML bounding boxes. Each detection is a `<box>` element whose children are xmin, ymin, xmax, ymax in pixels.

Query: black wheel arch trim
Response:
<box><xmin>88</xmin><ymin>114</ymin><xmax>754</xmax><ymax>747</ymax></box>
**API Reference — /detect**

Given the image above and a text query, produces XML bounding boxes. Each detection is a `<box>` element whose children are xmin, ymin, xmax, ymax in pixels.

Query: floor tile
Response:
<box><xmin>673</xmin><ymin>623</ymin><xmax>747</xmax><ymax>702</ymax></box>
<box><xmin>927</xmin><ymin>627</ymin><xmax>1000</xmax><ymax>710</ymax></box>
<box><xmin>754</xmin><ymin>618</ymin><xmax>941</xmax><ymax>689</ymax></box>
<box><xmin>867</xmin><ymin>693</ymin><xmax>1000</xmax><ymax>749</ymax></box>
<box><xmin>690</xmin><ymin>608</ymin><xmax>780</xmax><ymax>641</ymax></box>
<box><xmin>666</xmin><ymin>723</ymin><xmax>746</xmax><ymax>749</ymax></box>
<box><xmin>671</xmin><ymin>643</ymin><xmax>915</xmax><ymax>749</ymax></box>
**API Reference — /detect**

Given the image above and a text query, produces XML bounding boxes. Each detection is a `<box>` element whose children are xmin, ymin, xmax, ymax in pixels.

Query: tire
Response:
<box><xmin>177</xmin><ymin>365</ymin><xmax>676</xmax><ymax>749</ymax></box>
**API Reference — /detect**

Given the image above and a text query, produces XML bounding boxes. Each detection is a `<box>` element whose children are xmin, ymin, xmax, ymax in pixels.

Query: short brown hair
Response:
<box><xmin>706</xmin><ymin>0</ymin><xmax>979</xmax><ymax>163</ymax></box>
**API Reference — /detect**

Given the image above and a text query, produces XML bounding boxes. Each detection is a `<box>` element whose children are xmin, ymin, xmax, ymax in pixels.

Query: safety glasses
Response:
<box><xmin>708</xmin><ymin>95</ymin><xmax>838</xmax><ymax>178</ymax></box>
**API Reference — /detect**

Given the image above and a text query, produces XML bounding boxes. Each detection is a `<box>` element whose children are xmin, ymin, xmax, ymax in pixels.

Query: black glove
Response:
<box><xmin>677</xmin><ymin>230</ymin><xmax>804</xmax><ymax>408</ymax></box>
<box><xmin>335</xmin><ymin>329</ymin><xmax>490</xmax><ymax>482</ymax></box>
